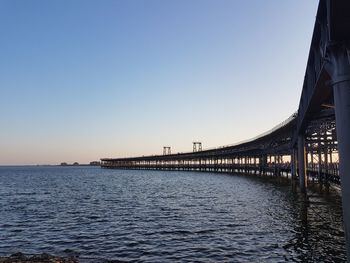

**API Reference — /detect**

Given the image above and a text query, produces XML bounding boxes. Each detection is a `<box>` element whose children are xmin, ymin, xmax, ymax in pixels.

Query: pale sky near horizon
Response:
<box><xmin>0</xmin><ymin>0</ymin><xmax>319</xmax><ymax>165</ymax></box>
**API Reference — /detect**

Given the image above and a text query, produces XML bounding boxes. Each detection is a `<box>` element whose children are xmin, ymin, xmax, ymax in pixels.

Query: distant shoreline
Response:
<box><xmin>0</xmin><ymin>164</ymin><xmax>100</xmax><ymax>167</ymax></box>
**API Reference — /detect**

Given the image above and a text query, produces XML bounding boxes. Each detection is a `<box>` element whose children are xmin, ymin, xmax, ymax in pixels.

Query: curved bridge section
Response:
<box><xmin>101</xmin><ymin>114</ymin><xmax>297</xmax><ymax>175</ymax></box>
<box><xmin>101</xmin><ymin>111</ymin><xmax>337</xmax><ymax>184</ymax></box>
<box><xmin>101</xmin><ymin>0</ymin><xmax>350</xmax><ymax>257</ymax></box>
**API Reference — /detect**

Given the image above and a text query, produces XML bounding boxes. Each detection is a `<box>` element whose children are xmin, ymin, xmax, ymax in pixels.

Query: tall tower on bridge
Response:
<box><xmin>163</xmin><ymin>146</ymin><xmax>171</xmax><ymax>155</ymax></box>
<box><xmin>193</xmin><ymin>142</ymin><xmax>202</xmax><ymax>152</ymax></box>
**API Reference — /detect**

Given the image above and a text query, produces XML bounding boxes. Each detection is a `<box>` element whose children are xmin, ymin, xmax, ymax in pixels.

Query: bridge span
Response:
<box><xmin>101</xmin><ymin>0</ymin><xmax>350</xmax><ymax>259</ymax></box>
<box><xmin>101</xmin><ymin>112</ymin><xmax>338</xmax><ymax>185</ymax></box>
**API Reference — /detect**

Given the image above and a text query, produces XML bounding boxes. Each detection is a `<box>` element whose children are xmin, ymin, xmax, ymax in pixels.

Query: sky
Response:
<box><xmin>0</xmin><ymin>0</ymin><xmax>319</xmax><ymax>165</ymax></box>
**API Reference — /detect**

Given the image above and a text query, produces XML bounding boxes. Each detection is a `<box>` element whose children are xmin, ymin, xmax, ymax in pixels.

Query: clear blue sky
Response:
<box><xmin>0</xmin><ymin>0</ymin><xmax>318</xmax><ymax>165</ymax></box>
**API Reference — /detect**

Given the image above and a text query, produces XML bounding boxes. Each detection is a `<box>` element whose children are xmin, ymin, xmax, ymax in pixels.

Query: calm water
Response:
<box><xmin>0</xmin><ymin>166</ymin><xmax>346</xmax><ymax>262</ymax></box>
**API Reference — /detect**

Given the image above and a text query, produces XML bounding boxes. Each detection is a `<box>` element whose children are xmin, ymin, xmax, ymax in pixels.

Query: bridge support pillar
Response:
<box><xmin>318</xmin><ymin>144</ymin><xmax>322</xmax><ymax>185</ymax></box>
<box><xmin>333</xmin><ymin>79</ymin><xmax>350</xmax><ymax>260</ymax></box>
<box><xmin>324</xmin><ymin>137</ymin><xmax>329</xmax><ymax>190</ymax></box>
<box><xmin>291</xmin><ymin>148</ymin><xmax>297</xmax><ymax>180</ymax></box>
<box><xmin>298</xmin><ymin>134</ymin><xmax>307</xmax><ymax>193</ymax></box>
<box><xmin>326</xmin><ymin>41</ymin><xmax>350</xmax><ymax>259</ymax></box>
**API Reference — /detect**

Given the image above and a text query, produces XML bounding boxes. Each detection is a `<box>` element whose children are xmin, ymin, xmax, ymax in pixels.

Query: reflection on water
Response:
<box><xmin>0</xmin><ymin>166</ymin><xmax>346</xmax><ymax>262</ymax></box>
<box><xmin>293</xmin><ymin>185</ymin><xmax>345</xmax><ymax>262</ymax></box>
<box><xmin>283</xmin><ymin>190</ymin><xmax>345</xmax><ymax>262</ymax></box>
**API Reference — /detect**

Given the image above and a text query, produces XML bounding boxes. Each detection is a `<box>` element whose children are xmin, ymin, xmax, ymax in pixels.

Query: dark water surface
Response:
<box><xmin>0</xmin><ymin>166</ymin><xmax>346</xmax><ymax>262</ymax></box>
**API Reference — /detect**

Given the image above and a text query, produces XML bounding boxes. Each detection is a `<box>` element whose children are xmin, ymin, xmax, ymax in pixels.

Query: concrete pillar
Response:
<box><xmin>261</xmin><ymin>155</ymin><xmax>266</xmax><ymax>176</ymax></box>
<box><xmin>298</xmin><ymin>134</ymin><xmax>307</xmax><ymax>193</ymax></box>
<box><xmin>254</xmin><ymin>157</ymin><xmax>257</xmax><ymax>175</ymax></box>
<box><xmin>334</xmin><ymin>80</ymin><xmax>350</xmax><ymax>259</ymax></box>
<box><xmin>291</xmin><ymin>148</ymin><xmax>297</xmax><ymax>180</ymax></box>
<box><xmin>326</xmin><ymin>41</ymin><xmax>350</xmax><ymax>259</ymax></box>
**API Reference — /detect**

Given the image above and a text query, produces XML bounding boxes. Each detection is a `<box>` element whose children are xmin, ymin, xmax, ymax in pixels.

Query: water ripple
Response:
<box><xmin>0</xmin><ymin>166</ymin><xmax>346</xmax><ymax>262</ymax></box>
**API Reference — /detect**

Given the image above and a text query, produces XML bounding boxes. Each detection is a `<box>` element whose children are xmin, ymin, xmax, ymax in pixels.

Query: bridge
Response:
<box><xmin>101</xmin><ymin>0</ymin><xmax>350</xmax><ymax>259</ymax></box>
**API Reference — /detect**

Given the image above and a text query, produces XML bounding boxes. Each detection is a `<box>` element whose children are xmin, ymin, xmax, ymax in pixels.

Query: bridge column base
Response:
<box><xmin>334</xmin><ymin>79</ymin><xmax>350</xmax><ymax>260</ymax></box>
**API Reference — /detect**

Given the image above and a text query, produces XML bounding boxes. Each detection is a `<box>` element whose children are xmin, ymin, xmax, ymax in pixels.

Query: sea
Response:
<box><xmin>0</xmin><ymin>166</ymin><xmax>346</xmax><ymax>262</ymax></box>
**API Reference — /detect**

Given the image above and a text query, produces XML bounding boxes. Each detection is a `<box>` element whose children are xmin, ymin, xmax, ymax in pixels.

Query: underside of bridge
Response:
<box><xmin>101</xmin><ymin>0</ymin><xmax>350</xmax><ymax>258</ymax></box>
